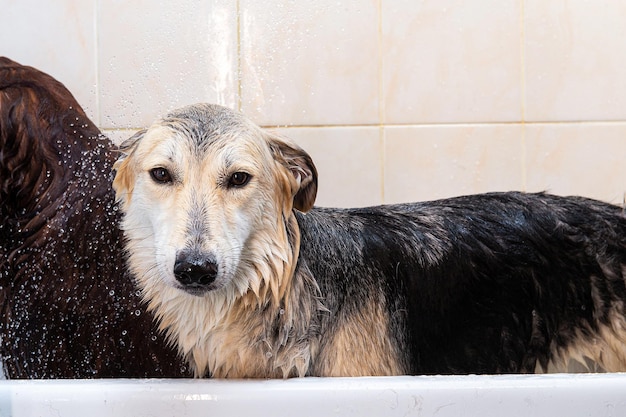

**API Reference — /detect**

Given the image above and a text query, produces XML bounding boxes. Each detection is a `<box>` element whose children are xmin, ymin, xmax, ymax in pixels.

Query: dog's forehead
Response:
<box><xmin>159</xmin><ymin>104</ymin><xmax>266</xmax><ymax>152</ymax></box>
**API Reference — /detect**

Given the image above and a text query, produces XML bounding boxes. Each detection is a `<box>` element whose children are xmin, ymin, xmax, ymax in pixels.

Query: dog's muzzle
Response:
<box><xmin>173</xmin><ymin>250</ymin><xmax>218</xmax><ymax>294</ymax></box>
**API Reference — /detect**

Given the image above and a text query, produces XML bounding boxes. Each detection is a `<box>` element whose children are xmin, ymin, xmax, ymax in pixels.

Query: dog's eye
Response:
<box><xmin>228</xmin><ymin>172</ymin><xmax>251</xmax><ymax>188</ymax></box>
<box><xmin>150</xmin><ymin>167</ymin><xmax>173</xmax><ymax>184</ymax></box>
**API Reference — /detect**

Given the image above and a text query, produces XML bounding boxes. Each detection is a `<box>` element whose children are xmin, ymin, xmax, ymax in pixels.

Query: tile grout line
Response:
<box><xmin>520</xmin><ymin>0</ymin><xmax>527</xmax><ymax>124</ymax></box>
<box><xmin>378</xmin><ymin>0</ymin><xmax>385</xmax><ymax>204</ymax></box>
<box><xmin>94</xmin><ymin>0</ymin><xmax>101</xmax><ymax>127</ymax></box>
<box><xmin>101</xmin><ymin>120</ymin><xmax>626</xmax><ymax>132</ymax></box>
<box><xmin>263</xmin><ymin>120</ymin><xmax>626</xmax><ymax>129</ymax></box>
<box><xmin>520</xmin><ymin>0</ymin><xmax>528</xmax><ymax>192</ymax></box>
<box><xmin>236</xmin><ymin>0</ymin><xmax>242</xmax><ymax>113</ymax></box>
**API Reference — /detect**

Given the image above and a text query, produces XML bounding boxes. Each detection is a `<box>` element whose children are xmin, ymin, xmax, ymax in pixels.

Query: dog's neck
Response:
<box><xmin>135</xmin><ymin>212</ymin><xmax>323</xmax><ymax>378</ymax></box>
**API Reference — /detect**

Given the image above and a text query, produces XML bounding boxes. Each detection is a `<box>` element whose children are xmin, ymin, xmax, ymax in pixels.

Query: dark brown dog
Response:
<box><xmin>0</xmin><ymin>57</ymin><xmax>189</xmax><ymax>378</ymax></box>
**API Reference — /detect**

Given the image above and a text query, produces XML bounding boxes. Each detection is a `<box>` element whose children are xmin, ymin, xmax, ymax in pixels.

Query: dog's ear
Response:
<box><xmin>117</xmin><ymin>129</ymin><xmax>146</xmax><ymax>154</ymax></box>
<box><xmin>268</xmin><ymin>135</ymin><xmax>318</xmax><ymax>212</ymax></box>
<box><xmin>112</xmin><ymin>129</ymin><xmax>146</xmax><ymax>207</ymax></box>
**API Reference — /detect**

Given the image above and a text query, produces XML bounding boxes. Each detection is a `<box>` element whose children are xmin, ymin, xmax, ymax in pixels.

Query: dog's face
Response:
<box><xmin>113</xmin><ymin>104</ymin><xmax>317</xmax><ymax>298</ymax></box>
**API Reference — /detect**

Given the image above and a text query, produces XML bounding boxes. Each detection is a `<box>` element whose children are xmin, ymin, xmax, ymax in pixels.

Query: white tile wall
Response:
<box><xmin>525</xmin><ymin>123</ymin><xmax>626</xmax><ymax>203</ymax></box>
<box><xmin>98</xmin><ymin>0</ymin><xmax>238</xmax><ymax>128</ymax></box>
<box><xmin>1</xmin><ymin>0</ymin><xmax>625</xmax><ymax>207</ymax></box>
<box><xmin>240</xmin><ymin>0</ymin><xmax>380</xmax><ymax>126</ymax></box>
<box><xmin>525</xmin><ymin>1</ymin><xmax>626</xmax><ymax>122</ymax></box>
<box><xmin>0</xmin><ymin>0</ymin><xmax>98</xmax><ymax>122</ymax></box>
<box><xmin>384</xmin><ymin>125</ymin><xmax>524</xmax><ymax>203</ymax></box>
<box><xmin>382</xmin><ymin>0</ymin><xmax>522</xmax><ymax>124</ymax></box>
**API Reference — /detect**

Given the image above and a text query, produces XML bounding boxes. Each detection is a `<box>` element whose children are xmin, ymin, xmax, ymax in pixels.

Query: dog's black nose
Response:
<box><xmin>174</xmin><ymin>254</ymin><xmax>218</xmax><ymax>288</ymax></box>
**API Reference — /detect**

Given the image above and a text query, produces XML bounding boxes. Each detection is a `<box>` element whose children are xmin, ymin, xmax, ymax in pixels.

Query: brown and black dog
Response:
<box><xmin>114</xmin><ymin>103</ymin><xmax>626</xmax><ymax>378</ymax></box>
<box><xmin>0</xmin><ymin>57</ymin><xmax>189</xmax><ymax>378</ymax></box>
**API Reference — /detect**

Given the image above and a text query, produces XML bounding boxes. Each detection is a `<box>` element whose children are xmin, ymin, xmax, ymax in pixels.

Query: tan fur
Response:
<box><xmin>111</xmin><ymin>156</ymin><xmax>134</xmax><ymax>208</ymax></box>
<box><xmin>312</xmin><ymin>297</ymin><xmax>404</xmax><ymax>376</ymax></box>
<box><xmin>541</xmin><ymin>303</ymin><xmax>626</xmax><ymax>373</ymax></box>
<box><xmin>112</xmin><ymin>129</ymin><xmax>145</xmax><ymax>208</ymax></box>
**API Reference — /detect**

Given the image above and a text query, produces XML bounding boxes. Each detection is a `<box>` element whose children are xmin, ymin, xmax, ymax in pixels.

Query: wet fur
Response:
<box><xmin>0</xmin><ymin>57</ymin><xmax>189</xmax><ymax>378</ymax></box>
<box><xmin>114</xmin><ymin>103</ymin><xmax>626</xmax><ymax>378</ymax></box>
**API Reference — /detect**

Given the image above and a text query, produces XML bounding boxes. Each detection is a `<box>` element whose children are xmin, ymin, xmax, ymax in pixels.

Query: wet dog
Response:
<box><xmin>0</xmin><ymin>57</ymin><xmax>188</xmax><ymax>378</ymax></box>
<box><xmin>113</xmin><ymin>103</ymin><xmax>626</xmax><ymax>378</ymax></box>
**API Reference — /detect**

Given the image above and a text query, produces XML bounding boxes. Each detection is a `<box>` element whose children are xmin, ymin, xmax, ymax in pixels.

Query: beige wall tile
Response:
<box><xmin>525</xmin><ymin>1</ymin><xmax>626</xmax><ymax>121</ymax></box>
<box><xmin>0</xmin><ymin>0</ymin><xmax>98</xmax><ymax>123</ymax></box>
<box><xmin>525</xmin><ymin>124</ymin><xmax>626</xmax><ymax>203</ymax></box>
<box><xmin>273</xmin><ymin>127</ymin><xmax>383</xmax><ymax>207</ymax></box>
<box><xmin>98</xmin><ymin>0</ymin><xmax>238</xmax><ymax>128</ymax></box>
<box><xmin>384</xmin><ymin>125</ymin><xmax>523</xmax><ymax>203</ymax></box>
<box><xmin>382</xmin><ymin>0</ymin><xmax>522</xmax><ymax>124</ymax></box>
<box><xmin>240</xmin><ymin>0</ymin><xmax>380</xmax><ymax>126</ymax></box>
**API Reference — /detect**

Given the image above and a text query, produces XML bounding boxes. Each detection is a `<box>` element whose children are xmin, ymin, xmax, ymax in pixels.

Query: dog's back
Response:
<box><xmin>0</xmin><ymin>57</ymin><xmax>188</xmax><ymax>378</ymax></box>
<box><xmin>297</xmin><ymin>192</ymin><xmax>626</xmax><ymax>374</ymax></box>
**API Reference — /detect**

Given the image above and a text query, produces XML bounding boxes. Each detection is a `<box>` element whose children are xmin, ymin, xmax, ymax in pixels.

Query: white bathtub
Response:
<box><xmin>1</xmin><ymin>373</ymin><xmax>625</xmax><ymax>417</ymax></box>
